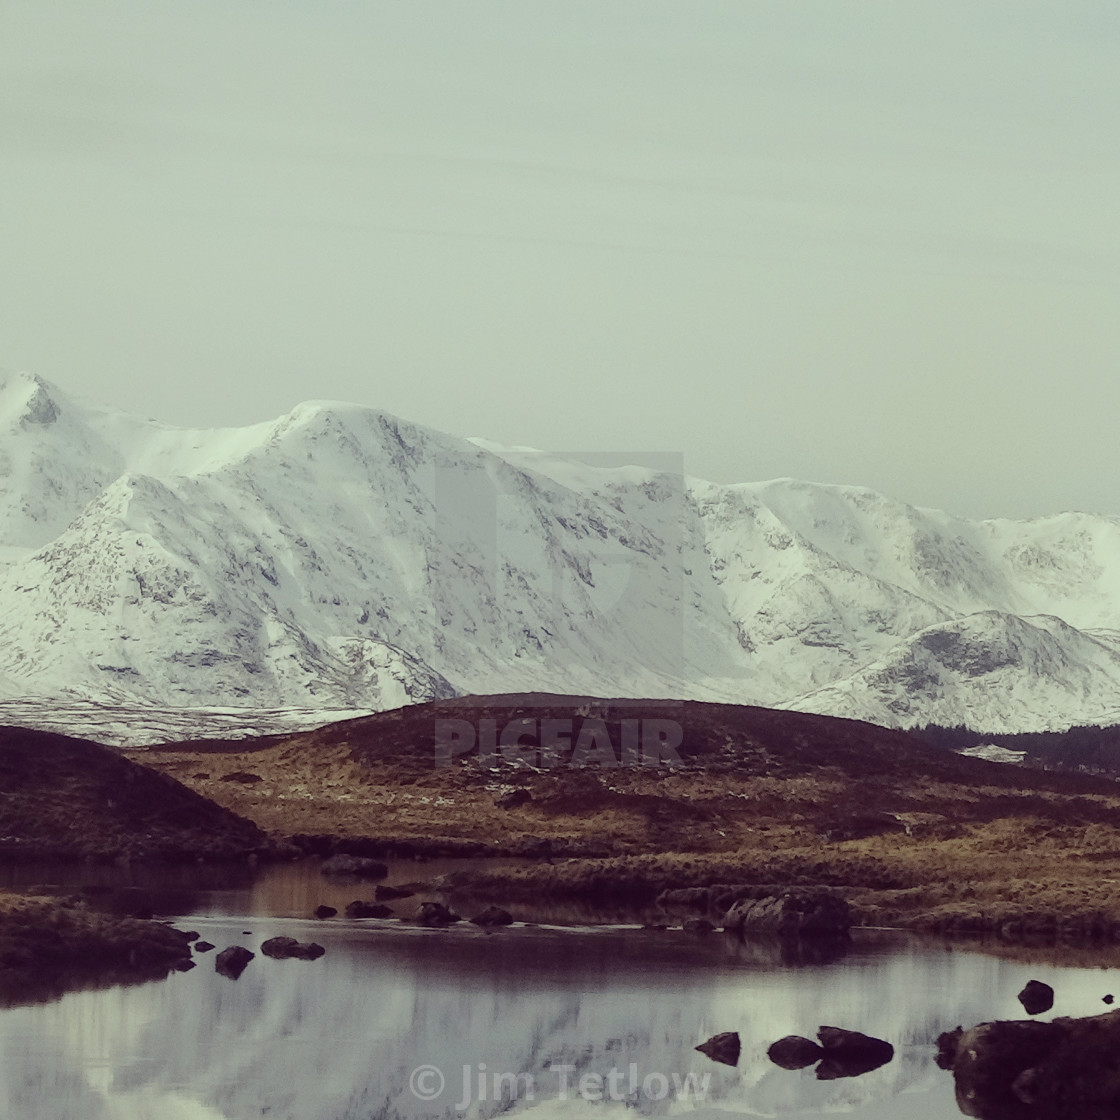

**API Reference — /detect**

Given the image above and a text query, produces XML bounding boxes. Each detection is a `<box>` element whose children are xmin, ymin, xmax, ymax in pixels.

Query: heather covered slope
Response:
<box><xmin>0</xmin><ymin>726</ymin><xmax>269</xmax><ymax>860</ymax></box>
<box><xmin>3</xmin><ymin>369</ymin><xmax>1120</xmax><ymax>737</ymax></box>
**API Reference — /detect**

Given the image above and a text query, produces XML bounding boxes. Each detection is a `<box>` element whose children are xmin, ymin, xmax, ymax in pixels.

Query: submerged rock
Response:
<box><xmin>374</xmin><ymin>885</ymin><xmax>415</xmax><ymax>901</ymax></box>
<box><xmin>683</xmin><ymin>918</ymin><xmax>715</xmax><ymax>934</ymax></box>
<box><xmin>320</xmin><ymin>855</ymin><xmax>388</xmax><ymax>879</ymax></box>
<box><xmin>345</xmin><ymin>900</ymin><xmax>393</xmax><ymax>919</ymax></box>
<box><xmin>470</xmin><ymin>906</ymin><xmax>514</xmax><ymax>927</ymax></box>
<box><xmin>261</xmin><ymin>936</ymin><xmax>325</xmax><ymax>961</ymax></box>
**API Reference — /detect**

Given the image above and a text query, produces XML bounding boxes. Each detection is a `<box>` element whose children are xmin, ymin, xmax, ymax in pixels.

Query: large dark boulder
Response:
<box><xmin>214</xmin><ymin>945</ymin><xmax>254</xmax><ymax>979</ymax></box>
<box><xmin>722</xmin><ymin>891</ymin><xmax>850</xmax><ymax>938</ymax></box>
<box><xmin>695</xmin><ymin>1031</ymin><xmax>740</xmax><ymax>1066</ymax></box>
<box><xmin>939</xmin><ymin>1011</ymin><xmax>1120</xmax><ymax>1119</ymax></box>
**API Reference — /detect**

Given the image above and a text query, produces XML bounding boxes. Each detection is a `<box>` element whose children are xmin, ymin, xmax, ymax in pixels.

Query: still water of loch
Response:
<box><xmin>2</xmin><ymin>861</ymin><xmax>1118</xmax><ymax>1120</ymax></box>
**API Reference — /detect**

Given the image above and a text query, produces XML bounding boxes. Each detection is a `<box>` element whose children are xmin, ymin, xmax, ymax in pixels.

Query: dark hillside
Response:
<box><xmin>0</xmin><ymin>726</ymin><xmax>269</xmax><ymax>861</ymax></box>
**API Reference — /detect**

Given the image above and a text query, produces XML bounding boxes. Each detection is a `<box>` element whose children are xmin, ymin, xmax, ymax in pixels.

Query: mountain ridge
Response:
<box><xmin>2</xmin><ymin>368</ymin><xmax>1119</xmax><ymax>741</ymax></box>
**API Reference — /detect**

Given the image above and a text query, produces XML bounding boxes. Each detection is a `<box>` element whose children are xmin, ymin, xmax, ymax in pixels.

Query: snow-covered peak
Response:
<box><xmin>2</xmin><ymin>371</ymin><xmax>1120</xmax><ymax>739</ymax></box>
<box><xmin>0</xmin><ymin>369</ymin><xmax>66</xmax><ymax>428</ymax></box>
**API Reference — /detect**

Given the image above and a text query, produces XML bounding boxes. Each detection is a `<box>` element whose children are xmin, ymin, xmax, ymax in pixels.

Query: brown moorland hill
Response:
<box><xmin>0</xmin><ymin>725</ymin><xmax>269</xmax><ymax>861</ymax></box>
<box><xmin>133</xmin><ymin>695</ymin><xmax>1120</xmax><ymax>935</ymax></box>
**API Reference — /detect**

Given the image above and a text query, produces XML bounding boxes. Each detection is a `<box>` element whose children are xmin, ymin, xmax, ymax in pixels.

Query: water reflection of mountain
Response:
<box><xmin>0</xmin><ymin>922</ymin><xmax>1116</xmax><ymax>1120</ymax></box>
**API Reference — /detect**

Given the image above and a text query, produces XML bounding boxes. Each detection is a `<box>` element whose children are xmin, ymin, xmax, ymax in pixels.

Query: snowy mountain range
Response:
<box><xmin>2</xmin><ymin>368</ymin><xmax>1119</xmax><ymax>743</ymax></box>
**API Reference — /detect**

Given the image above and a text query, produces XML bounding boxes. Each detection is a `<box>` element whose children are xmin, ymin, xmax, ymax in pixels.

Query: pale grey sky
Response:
<box><xmin>2</xmin><ymin>1</ymin><xmax>1118</xmax><ymax>519</ymax></box>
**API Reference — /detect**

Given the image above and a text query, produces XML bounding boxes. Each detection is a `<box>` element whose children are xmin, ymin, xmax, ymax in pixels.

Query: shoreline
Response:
<box><xmin>0</xmin><ymin>891</ymin><xmax>195</xmax><ymax>1007</ymax></box>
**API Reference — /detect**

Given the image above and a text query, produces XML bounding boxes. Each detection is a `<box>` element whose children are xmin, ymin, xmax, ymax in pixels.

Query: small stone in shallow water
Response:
<box><xmin>215</xmin><ymin>946</ymin><xmax>254</xmax><ymax>980</ymax></box>
<box><xmin>1018</xmin><ymin>980</ymin><xmax>1055</xmax><ymax>1016</ymax></box>
<box><xmin>261</xmin><ymin>936</ymin><xmax>326</xmax><ymax>961</ymax></box>
<box><xmin>695</xmin><ymin>1032</ymin><xmax>740</xmax><ymax>1066</ymax></box>
<box><xmin>768</xmin><ymin>1035</ymin><xmax>824</xmax><ymax>1070</ymax></box>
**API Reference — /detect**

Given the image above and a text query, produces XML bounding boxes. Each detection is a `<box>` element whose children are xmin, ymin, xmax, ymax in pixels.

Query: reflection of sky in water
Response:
<box><xmin>1</xmin><ymin>917</ymin><xmax>1117</xmax><ymax>1120</ymax></box>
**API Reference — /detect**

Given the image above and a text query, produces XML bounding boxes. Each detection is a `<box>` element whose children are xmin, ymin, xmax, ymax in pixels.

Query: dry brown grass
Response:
<box><xmin>122</xmin><ymin>700</ymin><xmax>1120</xmax><ymax>938</ymax></box>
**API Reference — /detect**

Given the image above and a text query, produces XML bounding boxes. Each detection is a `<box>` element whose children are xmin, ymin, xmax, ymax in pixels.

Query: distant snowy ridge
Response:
<box><xmin>2</xmin><ymin>368</ymin><xmax>1120</xmax><ymax>744</ymax></box>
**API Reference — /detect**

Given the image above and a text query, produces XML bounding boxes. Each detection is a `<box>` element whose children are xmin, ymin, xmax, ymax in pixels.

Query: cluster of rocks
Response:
<box><xmin>211</xmin><ymin>935</ymin><xmax>326</xmax><ymax>980</ymax></box>
<box><xmin>695</xmin><ymin>972</ymin><xmax>1120</xmax><ymax>1111</ymax></box>
<box><xmin>935</xmin><ymin>978</ymin><xmax>1120</xmax><ymax>1118</ymax></box>
<box><xmin>768</xmin><ymin>1027</ymin><xmax>894</xmax><ymax>1079</ymax></box>
<box><xmin>694</xmin><ymin>1026</ymin><xmax>893</xmax><ymax>1080</ymax></box>
<box><xmin>205</xmin><ymin>895</ymin><xmax>518</xmax><ymax>983</ymax></box>
<box><xmin>311</xmin><ymin>898</ymin><xmax>514</xmax><ymax>929</ymax></box>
